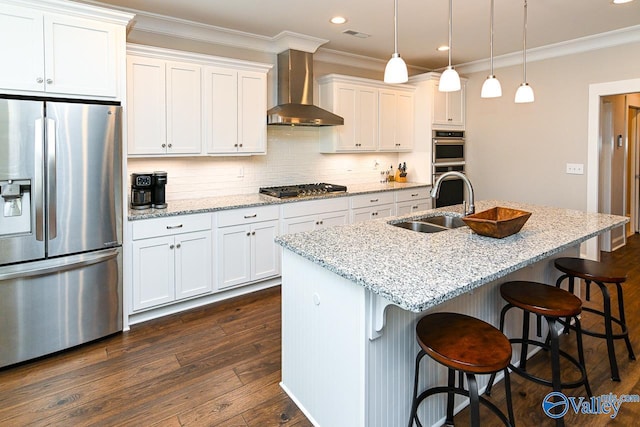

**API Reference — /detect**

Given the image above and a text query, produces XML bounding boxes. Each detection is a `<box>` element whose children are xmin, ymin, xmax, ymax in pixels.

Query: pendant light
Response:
<box><xmin>384</xmin><ymin>0</ymin><xmax>408</xmax><ymax>83</ymax></box>
<box><xmin>514</xmin><ymin>0</ymin><xmax>534</xmax><ymax>103</ymax></box>
<box><xmin>439</xmin><ymin>0</ymin><xmax>461</xmax><ymax>92</ymax></box>
<box><xmin>481</xmin><ymin>0</ymin><xmax>502</xmax><ymax>98</ymax></box>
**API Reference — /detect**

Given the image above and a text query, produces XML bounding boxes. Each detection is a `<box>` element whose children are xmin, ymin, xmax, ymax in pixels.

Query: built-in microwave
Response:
<box><xmin>432</xmin><ymin>130</ymin><xmax>465</xmax><ymax>164</ymax></box>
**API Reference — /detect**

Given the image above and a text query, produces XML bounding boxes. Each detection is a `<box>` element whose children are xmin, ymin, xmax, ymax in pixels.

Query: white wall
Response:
<box><xmin>464</xmin><ymin>41</ymin><xmax>640</xmax><ymax>210</ymax></box>
<box><xmin>128</xmin><ymin>127</ymin><xmax>400</xmax><ymax>200</ymax></box>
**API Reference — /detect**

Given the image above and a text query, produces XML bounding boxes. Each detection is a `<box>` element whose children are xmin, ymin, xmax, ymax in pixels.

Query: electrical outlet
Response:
<box><xmin>566</xmin><ymin>163</ymin><xmax>584</xmax><ymax>175</ymax></box>
<box><xmin>237</xmin><ymin>166</ymin><xmax>244</xmax><ymax>178</ymax></box>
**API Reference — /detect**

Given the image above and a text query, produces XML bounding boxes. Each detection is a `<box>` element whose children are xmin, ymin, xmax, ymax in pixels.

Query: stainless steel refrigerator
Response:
<box><xmin>0</xmin><ymin>98</ymin><xmax>123</xmax><ymax>368</ymax></box>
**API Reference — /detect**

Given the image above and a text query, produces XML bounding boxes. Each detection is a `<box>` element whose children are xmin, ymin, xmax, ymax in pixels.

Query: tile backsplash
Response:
<box><xmin>128</xmin><ymin>127</ymin><xmax>407</xmax><ymax>201</ymax></box>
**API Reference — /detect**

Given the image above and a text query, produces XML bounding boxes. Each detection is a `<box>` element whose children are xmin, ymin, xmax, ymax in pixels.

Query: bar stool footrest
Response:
<box><xmin>508</xmin><ymin>338</ymin><xmax>590</xmax><ymax>391</ymax></box>
<box><xmin>560</xmin><ymin>308</ymin><xmax>631</xmax><ymax>341</ymax></box>
<box><xmin>413</xmin><ymin>385</ymin><xmax>513</xmax><ymax>427</ymax></box>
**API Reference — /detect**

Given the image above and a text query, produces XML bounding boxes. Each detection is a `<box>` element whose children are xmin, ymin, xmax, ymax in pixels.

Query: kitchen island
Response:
<box><xmin>275</xmin><ymin>201</ymin><xmax>628</xmax><ymax>427</ymax></box>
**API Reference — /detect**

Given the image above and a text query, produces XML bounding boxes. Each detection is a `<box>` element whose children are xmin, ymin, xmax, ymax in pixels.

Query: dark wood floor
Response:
<box><xmin>0</xmin><ymin>234</ymin><xmax>638</xmax><ymax>426</ymax></box>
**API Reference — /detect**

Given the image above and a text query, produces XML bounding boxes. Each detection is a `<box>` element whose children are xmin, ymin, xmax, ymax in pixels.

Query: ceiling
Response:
<box><xmin>92</xmin><ymin>0</ymin><xmax>640</xmax><ymax>70</ymax></box>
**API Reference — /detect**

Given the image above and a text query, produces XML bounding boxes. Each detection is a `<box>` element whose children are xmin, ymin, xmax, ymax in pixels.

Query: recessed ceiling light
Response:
<box><xmin>612</xmin><ymin>0</ymin><xmax>634</xmax><ymax>3</ymax></box>
<box><xmin>330</xmin><ymin>16</ymin><xmax>347</xmax><ymax>24</ymax></box>
<box><xmin>437</xmin><ymin>45</ymin><xmax>450</xmax><ymax>52</ymax></box>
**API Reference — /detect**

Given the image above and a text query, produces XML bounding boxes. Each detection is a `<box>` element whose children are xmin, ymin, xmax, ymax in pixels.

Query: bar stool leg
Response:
<box><xmin>466</xmin><ymin>373</ymin><xmax>480</xmax><ymax>427</ymax></box>
<box><xmin>615</xmin><ymin>281</ymin><xmax>636</xmax><ymax>361</ymax></box>
<box><xmin>503</xmin><ymin>367</ymin><xmax>515</xmax><ymax>426</ymax></box>
<box><xmin>574</xmin><ymin>316</ymin><xmax>593</xmax><ymax>397</ymax></box>
<box><xmin>547</xmin><ymin>317</ymin><xmax>565</xmax><ymax>427</ymax></box>
<box><xmin>445</xmin><ymin>368</ymin><xmax>455</xmax><ymax>426</ymax></box>
<box><xmin>519</xmin><ymin>311</ymin><xmax>531</xmax><ymax>371</ymax></box>
<box><xmin>408</xmin><ymin>349</ymin><xmax>427</xmax><ymax>427</ymax></box>
<box><xmin>597</xmin><ymin>281</ymin><xmax>621</xmax><ymax>381</ymax></box>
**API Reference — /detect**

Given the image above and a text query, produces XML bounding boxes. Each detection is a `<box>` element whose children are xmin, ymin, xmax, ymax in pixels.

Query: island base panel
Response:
<box><xmin>281</xmin><ymin>246</ymin><xmax>579</xmax><ymax>427</ymax></box>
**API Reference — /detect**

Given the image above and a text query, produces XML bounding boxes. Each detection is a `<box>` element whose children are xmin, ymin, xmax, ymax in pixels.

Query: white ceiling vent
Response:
<box><xmin>343</xmin><ymin>29</ymin><xmax>371</xmax><ymax>39</ymax></box>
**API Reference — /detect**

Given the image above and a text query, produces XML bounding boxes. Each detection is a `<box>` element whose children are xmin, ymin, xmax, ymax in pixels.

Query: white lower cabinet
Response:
<box><xmin>131</xmin><ymin>214</ymin><xmax>212</xmax><ymax>312</ymax></box>
<box><xmin>216</xmin><ymin>206</ymin><xmax>280</xmax><ymax>290</ymax></box>
<box><xmin>281</xmin><ymin>197</ymin><xmax>350</xmax><ymax>234</ymax></box>
<box><xmin>350</xmin><ymin>191</ymin><xmax>395</xmax><ymax>223</ymax></box>
<box><xmin>395</xmin><ymin>188</ymin><xmax>432</xmax><ymax>215</ymax></box>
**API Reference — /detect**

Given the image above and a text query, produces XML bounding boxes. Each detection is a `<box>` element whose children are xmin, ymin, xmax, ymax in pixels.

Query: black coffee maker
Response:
<box><xmin>152</xmin><ymin>171</ymin><xmax>168</xmax><ymax>209</ymax></box>
<box><xmin>130</xmin><ymin>173</ymin><xmax>153</xmax><ymax>210</ymax></box>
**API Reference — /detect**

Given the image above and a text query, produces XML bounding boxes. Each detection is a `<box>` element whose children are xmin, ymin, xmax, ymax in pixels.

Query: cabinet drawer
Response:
<box><xmin>282</xmin><ymin>197</ymin><xmax>349</xmax><ymax>219</ymax></box>
<box><xmin>217</xmin><ymin>205</ymin><xmax>279</xmax><ymax>227</ymax></box>
<box><xmin>395</xmin><ymin>188</ymin><xmax>431</xmax><ymax>203</ymax></box>
<box><xmin>350</xmin><ymin>192</ymin><xmax>395</xmax><ymax>209</ymax></box>
<box><xmin>132</xmin><ymin>213</ymin><xmax>212</xmax><ymax>240</ymax></box>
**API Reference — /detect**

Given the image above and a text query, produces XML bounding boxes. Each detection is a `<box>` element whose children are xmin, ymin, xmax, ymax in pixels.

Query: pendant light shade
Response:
<box><xmin>384</xmin><ymin>0</ymin><xmax>408</xmax><ymax>83</ymax></box>
<box><xmin>481</xmin><ymin>76</ymin><xmax>502</xmax><ymax>98</ymax></box>
<box><xmin>439</xmin><ymin>0</ymin><xmax>460</xmax><ymax>92</ymax></box>
<box><xmin>515</xmin><ymin>83</ymin><xmax>534</xmax><ymax>103</ymax></box>
<box><xmin>515</xmin><ymin>0</ymin><xmax>534</xmax><ymax>103</ymax></box>
<box><xmin>481</xmin><ymin>0</ymin><xmax>502</xmax><ymax>98</ymax></box>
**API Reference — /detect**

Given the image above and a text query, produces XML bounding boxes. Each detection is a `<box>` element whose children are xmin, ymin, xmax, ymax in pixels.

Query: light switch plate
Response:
<box><xmin>566</xmin><ymin>163</ymin><xmax>584</xmax><ymax>175</ymax></box>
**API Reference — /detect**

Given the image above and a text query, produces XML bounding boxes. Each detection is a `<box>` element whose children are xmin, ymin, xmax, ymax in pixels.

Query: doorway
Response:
<box><xmin>586</xmin><ymin>79</ymin><xmax>640</xmax><ymax>260</ymax></box>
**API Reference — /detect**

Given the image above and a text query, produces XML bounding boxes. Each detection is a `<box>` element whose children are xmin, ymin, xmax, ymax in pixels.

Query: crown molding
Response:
<box><xmin>457</xmin><ymin>24</ymin><xmax>640</xmax><ymax>74</ymax></box>
<box><xmin>2</xmin><ymin>0</ymin><xmax>134</xmax><ymax>25</ymax></box>
<box><xmin>314</xmin><ymin>48</ymin><xmax>431</xmax><ymax>74</ymax></box>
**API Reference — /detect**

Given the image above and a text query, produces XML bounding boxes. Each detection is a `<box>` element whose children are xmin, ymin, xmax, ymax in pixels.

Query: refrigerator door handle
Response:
<box><xmin>46</xmin><ymin>118</ymin><xmax>57</xmax><ymax>240</ymax></box>
<box><xmin>0</xmin><ymin>248</ymin><xmax>119</xmax><ymax>281</ymax></box>
<box><xmin>34</xmin><ymin>118</ymin><xmax>45</xmax><ymax>241</ymax></box>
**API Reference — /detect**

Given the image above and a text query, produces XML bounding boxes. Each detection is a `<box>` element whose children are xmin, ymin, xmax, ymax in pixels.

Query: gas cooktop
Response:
<box><xmin>259</xmin><ymin>183</ymin><xmax>348</xmax><ymax>199</ymax></box>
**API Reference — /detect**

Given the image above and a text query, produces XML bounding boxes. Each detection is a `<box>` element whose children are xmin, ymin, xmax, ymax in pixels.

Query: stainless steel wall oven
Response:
<box><xmin>433</xmin><ymin>130</ymin><xmax>464</xmax><ymax>164</ymax></box>
<box><xmin>432</xmin><ymin>130</ymin><xmax>466</xmax><ymax>208</ymax></box>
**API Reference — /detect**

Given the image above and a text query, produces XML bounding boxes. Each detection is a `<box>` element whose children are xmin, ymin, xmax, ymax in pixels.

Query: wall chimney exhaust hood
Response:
<box><xmin>267</xmin><ymin>49</ymin><xmax>344</xmax><ymax>127</ymax></box>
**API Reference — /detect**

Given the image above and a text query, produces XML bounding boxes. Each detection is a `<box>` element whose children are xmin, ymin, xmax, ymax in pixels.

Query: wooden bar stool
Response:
<box><xmin>485</xmin><ymin>281</ymin><xmax>592</xmax><ymax>427</ymax></box>
<box><xmin>554</xmin><ymin>257</ymin><xmax>635</xmax><ymax>381</ymax></box>
<box><xmin>408</xmin><ymin>312</ymin><xmax>515</xmax><ymax>427</ymax></box>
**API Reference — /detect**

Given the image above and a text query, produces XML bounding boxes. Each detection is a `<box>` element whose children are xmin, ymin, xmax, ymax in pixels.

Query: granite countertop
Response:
<box><xmin>127</xmin><ymin>181</ymin><xmax>429</xmax><ymax>221</ymax></box>
<box><xmin>275</xmin><ymin>200</ymin><xmax>628</xmax><ymax>313</ymax></box>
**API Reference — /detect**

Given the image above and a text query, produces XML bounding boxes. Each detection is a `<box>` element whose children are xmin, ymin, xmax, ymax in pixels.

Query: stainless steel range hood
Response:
<box><xmin>267</xmin><ymin>49</ymin><xmax>344</xmax><ymax>127</ymax></box>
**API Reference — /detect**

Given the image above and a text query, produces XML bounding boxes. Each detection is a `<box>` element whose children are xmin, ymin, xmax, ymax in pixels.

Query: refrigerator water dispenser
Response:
<box><xmin>0</xmin><ymin>179</ymin><xmax>31</xmax><ymax>236</ymax></box>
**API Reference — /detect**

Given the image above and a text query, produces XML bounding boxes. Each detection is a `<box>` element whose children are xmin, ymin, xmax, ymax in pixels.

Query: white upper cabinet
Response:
<box><xmin>379</xmin><ymin>88</ymin><xmax>414</xmax><ymax>151</ymax></box>
<box><xmin>126</xmin><ymin>45</ymin><xmax>271</xmax><ymax>157</ymax></box>
<box><xmin>0</xmin><ymin>1</ymin><xmax>131</xmax><ymax>99</ymax></box>
<box><xmin>318</xmin><ymin>74</ymin><xmax>415</xmax><ymax>153</ymax></box>
<box><xmin>204</xmin><ymin>67</ymin><xmax>268</xmax><ymax>155</ymax></box>
<box><xmin>127</xmin><ymin>54</ymin><xmax>202</xmax><ymax>156</ymax></box>
<box><xmin>319</xmin><ymin>81</ymin><xmax>378</xmax><ymax>152</ymax></box>
<box><xmin>432</xmin><ymin>78</ymin><xmax>466</xmax><ymax>129</ymax></box>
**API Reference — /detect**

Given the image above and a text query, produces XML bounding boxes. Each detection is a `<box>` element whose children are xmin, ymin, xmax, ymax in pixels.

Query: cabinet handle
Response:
<box><xmin>315</xmin><ymin>221</ymin><xmax>320</xmax><ymax>225</ymax></box>
<box><xmin>244</xmin><ymin>214</ymin><xmax>257</xmax><ymax>219</ymax></box>
<box><xmin>370</xmin><ymin>199</ymin><xmax>379</xmax><ymax>203</ymax></box>
<box><xmin>448</xmin><ymin>118</ymin><xmax>452</xmax><ymax>121</ymax></box>
<box><xmin>411</xmin><ymin>193</ymin><xmax>419</xmax><ymax>197</ymax></box>
<box><xmin>239</xmin><ymin>143</ymin><xmax>243</xmax><ymax>147</ymax></box>
<box><xmin>251</xmin><ymin>231</ymin><xmax>255</xmax><ymax>235</ymax></box>
<box><xmin>46</xmin><ymin>78</ymin><xmax>53</xmax><ymax>84</ymax></box>
<box><xmin>169</xmin><ymin>244</ymin><xmax>175</xmax><ymax>249</ymax></box>
<box><xmin>413</xmin><ymin>205</ymin><xmax>419</xmax><ymax>209</ymax></box>
<box><xmin>161</xmin><ymin>143</ymin><xmax>166</xmax><ymax>148</ymax></box>
<box><xmin>246</xmin><ymin>232</ymin><xmax>251</xmax><ymax>236</ymax></box>
<box><xmin>36</xmin><ymin>77</ymin><xmax>44</xmax><ymax>83</ymax></box>
<box><xmin>372</xmin><ymin>212</ymin><xmax>378</xmax><ymax>216</ymax></box>
<box><xmin>168</xmin><ymin>143</ymin><xmax>172</xmax><ymax>148</ymax></box>
<box><xmin>176</xmin><ymin>243</ymin><xmax>181</xmax><ymax>249</ymax></box>
<box><xmin>319</xmin><ymin>220</ymin><xmax>324</xmax><ymax>225</ymax></box>
<box><xmin>166</xmin><ymin>224</ymin><xmax>183</xmax><ymax>229</ymax></box>
<box><xmin>234</xmin><ymin>143</ymin><xmax>239</xmax><ymax>147</ymax></box>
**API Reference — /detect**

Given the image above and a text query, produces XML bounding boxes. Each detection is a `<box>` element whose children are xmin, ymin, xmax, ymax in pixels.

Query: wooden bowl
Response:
<box><xmin>462</xmin><ymin>207</ymin><xmax>532</xmax><ymax>239</ymax></box>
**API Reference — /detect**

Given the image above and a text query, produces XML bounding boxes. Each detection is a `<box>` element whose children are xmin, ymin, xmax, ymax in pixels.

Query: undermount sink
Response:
<box><xmin>391</xmin><ymin>215</ymin><xmax>467</xmax><ymax>233</ymax></box>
